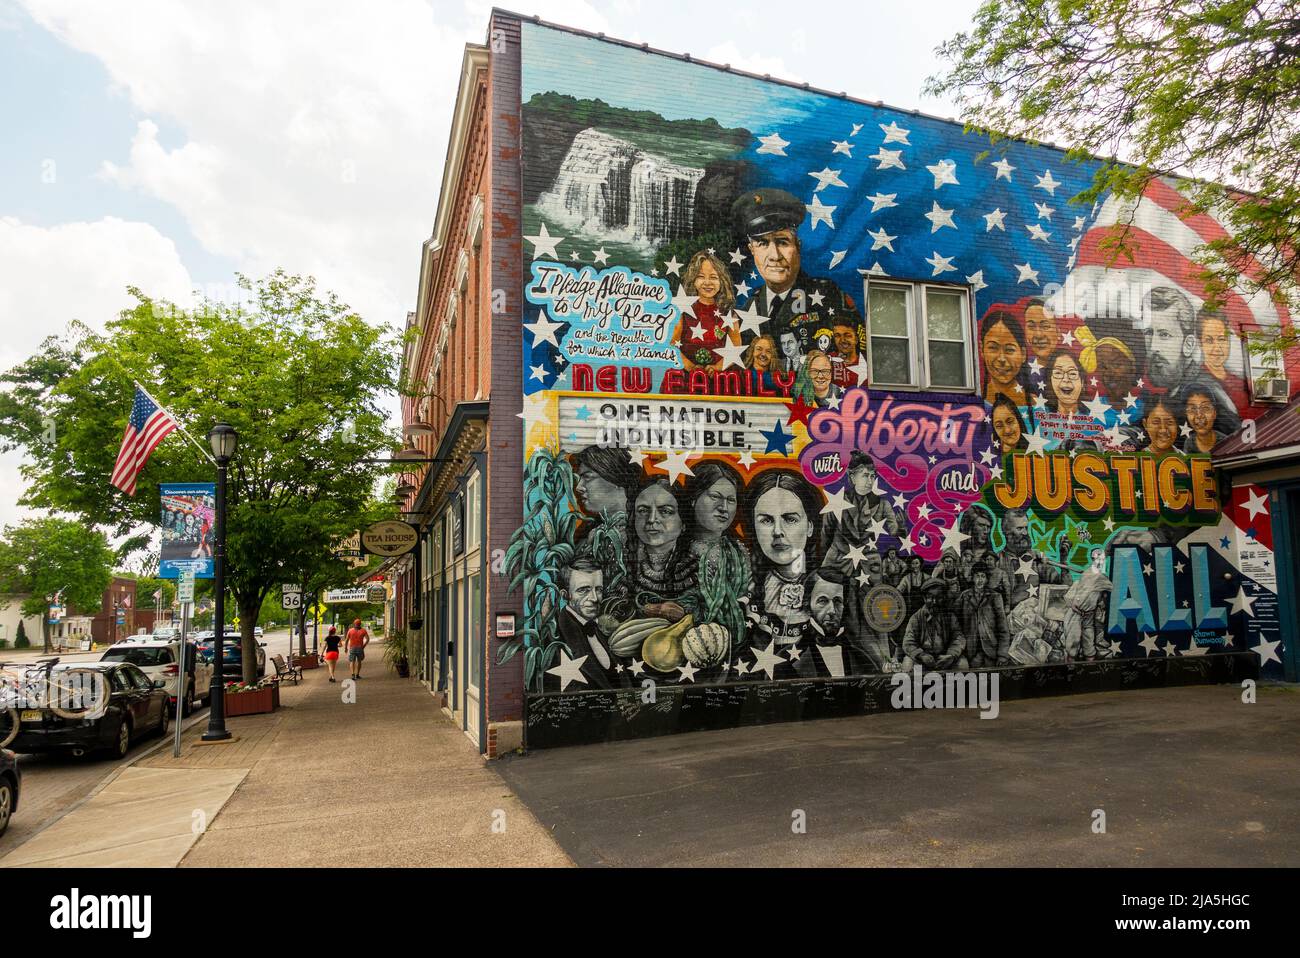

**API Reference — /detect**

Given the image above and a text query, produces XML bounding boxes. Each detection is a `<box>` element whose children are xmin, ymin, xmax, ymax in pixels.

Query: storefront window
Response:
<box><xmin>469</xmin><ymin>573</ymin><xmax>482</xmax><ymax>686</ymax></box>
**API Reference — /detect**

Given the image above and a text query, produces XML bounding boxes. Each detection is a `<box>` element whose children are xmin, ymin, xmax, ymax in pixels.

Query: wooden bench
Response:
<box><xmin>270</xmin><ymin>654</ymin><xmax>303</xmax><ymax>686</ymax></box>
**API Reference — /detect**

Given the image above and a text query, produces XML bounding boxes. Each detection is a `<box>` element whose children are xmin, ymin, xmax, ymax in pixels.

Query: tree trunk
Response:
<box><xmin>298</xmin><ymin>601</ymin><xmax>307</xmax><ymax>657</ymax></box>
<box><xmin>42</xmin><ymin>613</ymin><xmax>51</xmax><ymax>655</ymax></box>
<box><xmin>238</xmin><ymin>596</ymin><xmax>261</xmax><ymax>683</ymax></box>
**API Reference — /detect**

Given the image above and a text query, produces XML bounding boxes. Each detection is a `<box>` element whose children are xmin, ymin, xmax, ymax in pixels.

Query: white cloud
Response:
<box><xmin>0</xmin><ymin>215</ymin><xmax>194</xmax><ymax>531</ymax></box>
<box><xmin>703</xmin><ymin>41</ymin><xmax>802</xmax><ymax>84</ymax></box>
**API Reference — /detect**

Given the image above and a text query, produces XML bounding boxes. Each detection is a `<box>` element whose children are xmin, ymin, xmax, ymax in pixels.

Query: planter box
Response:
<box><xmin>223</xmin><ymin>684</ymin><xmax>279</xmax><ymax>716</ymax></box>
<box><xmin>292</xmin><ymin>653</ymin><xmax>320</xmax><ymax>670</ymax></box>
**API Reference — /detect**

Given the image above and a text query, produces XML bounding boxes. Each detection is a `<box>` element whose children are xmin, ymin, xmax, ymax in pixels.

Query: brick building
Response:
<box><xmin>400</xmin><ymin>10</ymin><xmax>1300</xmax><ymax>755</ymax></box>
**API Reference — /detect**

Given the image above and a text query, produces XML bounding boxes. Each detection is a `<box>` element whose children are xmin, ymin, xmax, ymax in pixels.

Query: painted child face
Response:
<box><xmin>634</xmin><ymin>484</ymin><xmax>683</xmax><ymax>548</ymax></box>
<box><xmin>816</xmin><ymin>334</ymin><xmax>832</xmax><ymax>352</ymax></box>
<box><xmin>1200</xmin><ymin>317</ymin><xmax>1231</xmax><ymax>373</ymax></box>
<box><xmin>750</xmin><ymin>337</ymin><xmax>775</xmax><ymax>371</ymax></box>
<box><xmin>1050</xmin><ymin>354</ymin><xmax>1083</xmax><ymax>409</ymax></box>
<box><xmin>748</xmin><ymin>229</ymin><xmax>800</xmax><ymax>293</ymax></box>
<box><xmin>833</xmin><ymin>324</ymin><xmax>857</xmax><ymax>360</ymax></box>
<box><xmin>809</xmin><ymin>577</ymin><xmax>845</xmax><ymax>632</ymax></box>
<box><xmin>973</xmin><ymin>570</ymin><xmax>989</xmax><ymax>592</ymax></box>
<box><xmin>1024</xmin><ymin>305</ymin><xmax>1059</xmax><ymax>357</ymax></box>
<box><xmin>694</xmin><ymin>477</ymin><xmax>738</xmax><ymax>536</ymax></box>
<box><xmin>982</xmin><ymin>321</ymin><xmax>1025</xmax><ymax>389</ymax></box>
<box><xmin>809</xmin><ymin>354</ymin><xmax>833</xmax><ymax>397</ymax></box>
<box><xmin>1096</xmin><ymin>342</ymin><xmax>1136</xmax><ymax>397</ymax></box>
<box><xmin>1185</xmin><ymin>393</ymin><xmax>1217</xmax><ymax>437</ymax></box>
<box><xmin>1144</xmin><ymin>403</ymin><xmax>1178</xmax><ymax>453</ymax></box>
<box><xmin>693</xmin><ymin>259</ymin><xmax>722</xmax><ymax>304</ymax></box>
<box><xmin>992</xmin><ymin>404</ymin><xmax>1022</xmax><ymax>451</ymax></box>
<box><xmin>753</xmin><ymin>486</ymin><xmax>811</xmax><ymax>569</ymax></box>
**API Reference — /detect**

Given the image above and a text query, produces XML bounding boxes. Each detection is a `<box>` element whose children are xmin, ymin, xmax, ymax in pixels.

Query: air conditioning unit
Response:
<box><xmin>1253</xmin><ymin>375</ymin><xmax>1290</xmax><ymax>403</ymax></box>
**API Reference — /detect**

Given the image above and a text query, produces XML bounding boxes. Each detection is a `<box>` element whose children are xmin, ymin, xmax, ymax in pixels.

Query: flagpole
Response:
<box><xmin>134</xmin><ymin>381</ymin><xmax>217</xmax><ymax>467</ymax></box>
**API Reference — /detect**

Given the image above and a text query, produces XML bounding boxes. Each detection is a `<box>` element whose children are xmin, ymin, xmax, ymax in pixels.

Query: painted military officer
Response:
<box><xmin>731</xmin><ymin>188</ymin><xmax>865</xmax><ymax>362</ymax></box>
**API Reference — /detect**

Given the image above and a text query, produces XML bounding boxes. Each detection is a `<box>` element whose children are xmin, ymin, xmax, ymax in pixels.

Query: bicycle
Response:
<box><xmin>0</xmin><ymin>657</ymin><xmax>109</xmax><ymax>748</ymax></box>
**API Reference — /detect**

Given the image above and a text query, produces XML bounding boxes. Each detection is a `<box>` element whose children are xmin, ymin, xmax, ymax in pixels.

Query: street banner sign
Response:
<box><xmin>322</xmin><ymin>588</ymin><xmax>369</xmax><ymax>604</ymax></box>
<box><xmin>159</xmin><ymin>483</ymin><xmax>217</xmax><ymax>579</ymax></box>
<box><xmin>361</xmin><ymin>520</ymin><xmax>419</xmax><ymax>557</ymax></box>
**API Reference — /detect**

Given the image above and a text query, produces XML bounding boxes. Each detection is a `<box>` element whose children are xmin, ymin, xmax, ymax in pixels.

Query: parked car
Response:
<box><xmin>99</xmin><ymin>639</ymin><xmax>213</xmax><ymax>714</ymax></box>
<box><xmin>0</xmin><ymin>748</ymin><xmax>19</xmax><ymax>837</ymax></box>
<box><xmin>8</xmin><ymin>662</ymin><xmax>169</xmax><ymax>759</ymax></box>
<box><xmin>195</xmin><ymin>631</ymin><xmax>266</xmax><ymax>678</ymax></box>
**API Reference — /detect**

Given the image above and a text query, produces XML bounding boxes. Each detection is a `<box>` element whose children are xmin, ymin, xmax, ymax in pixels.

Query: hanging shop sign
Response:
<box><xmin>361</xmin><ymin>520</ymin><xmax>419</xmax><ymax>557</ymax></box>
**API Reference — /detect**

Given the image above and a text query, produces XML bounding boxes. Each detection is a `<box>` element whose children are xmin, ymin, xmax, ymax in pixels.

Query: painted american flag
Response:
<box><xmin>109</xmin><ymin>385</ymin><xmax>177</xmax><ymax>496</ymax></box>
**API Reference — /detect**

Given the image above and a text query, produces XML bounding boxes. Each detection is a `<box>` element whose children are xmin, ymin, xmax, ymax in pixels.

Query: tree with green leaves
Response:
<box><xmin>0</xmin><ymin>270</ymin><xmax>401</xmax><ymax>679</ymax></box>
<box><xmin>0</xmin><ymin>517</ymin><xmax>116</xmax><ymax>653</ymax></box>
<box><xmin>928</xmin><ymin>0</ymin><xmax>1300</xmax><ymax>360</ymax></box>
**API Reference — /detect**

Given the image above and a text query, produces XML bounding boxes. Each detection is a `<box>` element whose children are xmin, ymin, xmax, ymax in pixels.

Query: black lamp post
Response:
<box><xmin>202</xmin><ymin>422</ymin><xmax>237</xmax><ymax>742</ymax></box>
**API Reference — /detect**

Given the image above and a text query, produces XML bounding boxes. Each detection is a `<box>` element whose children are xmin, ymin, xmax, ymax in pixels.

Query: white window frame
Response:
<box><xmin>1246</xmin><ymin>330</ymin><xmax>1288</xmax><ymax>400</ymax></box>
<box><xmin>465</xmin><ymin>468</ymin><xmax>481</xmax><ymax>552</ymax></box>
<box><xmin>863</xmin><ymin>278</ymin><xmax>975</xmax><ymax>391</ymax></box>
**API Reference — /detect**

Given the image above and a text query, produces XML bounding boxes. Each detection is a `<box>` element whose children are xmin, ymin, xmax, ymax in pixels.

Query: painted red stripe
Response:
<box><xmin>110</xmin><ymin>425</ymin><xmax>141</xmax><ymax>488</ymax></box>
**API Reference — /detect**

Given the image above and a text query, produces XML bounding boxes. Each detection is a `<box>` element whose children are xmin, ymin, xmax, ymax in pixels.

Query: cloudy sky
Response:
<box><xmin>0</xmin><ymin>0</ymin><xmax>981</xmax><ymax>531</ymax></box>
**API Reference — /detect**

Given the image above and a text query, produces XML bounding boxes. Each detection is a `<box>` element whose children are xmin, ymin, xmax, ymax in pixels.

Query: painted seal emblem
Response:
<box><xmin>863</xmin><ymin>585</ymin><xmax>907</xmax><ymax>632</ymax></box>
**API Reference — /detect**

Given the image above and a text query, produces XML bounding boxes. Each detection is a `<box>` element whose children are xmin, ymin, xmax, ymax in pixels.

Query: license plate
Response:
<box><xmin>21</xmin><ymin>709</ymin><xmax>44</xmax><ymax>722</ymax></box>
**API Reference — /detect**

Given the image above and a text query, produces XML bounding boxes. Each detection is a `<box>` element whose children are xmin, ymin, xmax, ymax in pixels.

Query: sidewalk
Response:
<box><xmin>2</xmin><ymin>646</ymin><xmax>571</xmax><ymax>868</ymax></box>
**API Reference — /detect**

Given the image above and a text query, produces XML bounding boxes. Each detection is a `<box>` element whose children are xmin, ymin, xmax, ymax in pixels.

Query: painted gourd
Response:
<box><xmin>607</xmin><ymin>617</ymin><xmax>669</xmax><ymax>657</ymax></box>
<box><xmin>641</xmin><ymin>614</ymin><xmax>694</xmax><ymax>672</ymax></box>
<box><xmin>681</xmin><ymin>623</ymin><xmax>729</xmax><ymax>668</ymax></box>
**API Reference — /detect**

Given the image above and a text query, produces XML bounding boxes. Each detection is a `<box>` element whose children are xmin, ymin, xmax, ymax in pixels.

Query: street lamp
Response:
<box><xmin>202</xmin><ymin>422</ymin><xmax>237</xmax><ymax>742</ymax></box>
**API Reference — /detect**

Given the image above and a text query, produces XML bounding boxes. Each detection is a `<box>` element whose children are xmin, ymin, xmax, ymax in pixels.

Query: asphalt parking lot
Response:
<box><xmin>495</xmin><ymin>684</ymin><xmax>1300</xmax><ymax>867</ymax></box>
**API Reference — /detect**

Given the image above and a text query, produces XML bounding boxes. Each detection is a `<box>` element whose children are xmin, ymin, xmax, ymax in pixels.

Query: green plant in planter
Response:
<box><xmin>383</xmin><ymin>628</ymin><xmax>410</xmax><ymax>676</ymax></box>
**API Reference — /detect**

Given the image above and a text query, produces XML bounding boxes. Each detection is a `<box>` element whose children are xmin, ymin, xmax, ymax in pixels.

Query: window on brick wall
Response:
<box><xmin>864</xmin><ymin>279</ymin><xmax>974</xmax><ymax>390</ymax></box>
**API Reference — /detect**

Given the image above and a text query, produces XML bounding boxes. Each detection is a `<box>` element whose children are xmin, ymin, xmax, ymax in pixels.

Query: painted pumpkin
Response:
<box><xmin>681</xmin><ymin>623</ymin><xmax>729</xmax><ymax>668</ymax></box>
<box><xmin>641</xmin><ymin>614</ymin><xmax>694</xmax><ymax>672</ymax></box>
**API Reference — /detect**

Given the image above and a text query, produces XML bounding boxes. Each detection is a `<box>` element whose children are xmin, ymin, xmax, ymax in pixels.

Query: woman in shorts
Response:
<box><xmin>322</xmin><ymin>626</ymin><xmax>342</xmax><ymax>682</ymax></box>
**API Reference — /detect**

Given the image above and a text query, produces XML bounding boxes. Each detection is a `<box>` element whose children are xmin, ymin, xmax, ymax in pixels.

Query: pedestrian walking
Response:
<box><xmin>346</xmin><ymin>618</ymin><xmax>370</xmax><ymax>680</ymax></box>
<box><xmin>322</xmin><ymin>626</ymin><xmax>342</xmax><ymax>682</ymax></box>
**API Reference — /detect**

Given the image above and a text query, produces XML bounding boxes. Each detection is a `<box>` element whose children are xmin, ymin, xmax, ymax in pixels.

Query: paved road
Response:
<box><xmin>495</xmin><ymin>684</ymin><xmax>1300</xmax><ymax>867</ymax></box>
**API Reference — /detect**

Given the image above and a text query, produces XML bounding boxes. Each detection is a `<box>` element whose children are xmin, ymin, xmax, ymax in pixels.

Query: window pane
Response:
<box><xmin>469</xmin><ymin>575</ymin><xmax>482</xmax><ymax>686</ymax></box>
<box><xmin>926</xmin><ymin>290</ymin><xmax>965</xmax><ymax>341</ymax></box>
<box><xmin>928</xmin><ymin>341</ymin><xmax>968</xmax><ymax>388</ymax></box>
<box><xmin>871</xmin><ymin>337</ymin><xmax>912</xmax><ymax>384</ymax></box>
<box><xmin>870</xmin><ymin>286</ymin><xmax>909</xmax><ymax>337</ymax></box>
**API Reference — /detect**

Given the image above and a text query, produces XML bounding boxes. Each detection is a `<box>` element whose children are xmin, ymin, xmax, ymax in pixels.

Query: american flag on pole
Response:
<box><xmin>110</xmin><ymin>384</ymin><xmax>178</xmax><ymax>496</ymax></box>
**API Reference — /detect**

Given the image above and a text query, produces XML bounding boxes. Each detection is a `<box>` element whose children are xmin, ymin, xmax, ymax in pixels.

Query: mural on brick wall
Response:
<box><xmin>507</xmin><ymin>22</ymin><xmax>1294</xmax><ymax>696</ymax></box>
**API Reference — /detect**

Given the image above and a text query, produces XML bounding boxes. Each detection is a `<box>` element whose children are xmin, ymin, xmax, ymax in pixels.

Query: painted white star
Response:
<box><xmin>1073</xmin><ymin>216</ymin><xmax>1087</xmax><ymax>231</ymax></box>
<box><xmin>748</xmin><ymin>641</ymin><xmax>786</xmax><ymax>680</ymax></box>
<box><xmin>866</xmin><ymin>517</ymin><xmax>888</xmax><ymax>540</ymax></box>
<box><xmin>677</xmin><ymin>662</ymin><xmax>698</xmax><ymax>683</ymax></box>
<box><xmin>880</xmin><ymin>121</ymin><xmax>910</xmax><ymax>144</ymax></box>
<box><xmin>925</xmin><ymin>252</ymin><xmax>956</xmax><ymax>276</ymax></box>
<box><xmin>671</xmin><ymin>284</ymin><xmax>697</xmax><ymax>317</ymax></box>
<box><xmin>1035</xmin><ymin>170</ymin><xmax>1061</xmax><ymax>194</ymax></box>
<box><xmin>866</xmin><ymin>193</ymin><xmax>898</xmax><ymax>212</ymax></box>
<box><xmin>863</xmin><ymin>261</ymin><xmax>888</xmax><ymax>277</ymax></box>
<box><xmin>1135</xmin><ymin>378</ymin><xmax>1144</xmax><ymax>389</ymax></box>
<box><xmin>569</xmin><ymin>251</ymin><xmax>580</xmax><ymax>261</ymax></box>
<box><xmin>757</xmin><ymin>131</ymin><xmax>790</xmax><ymax>155</ymax></box>
<box><xmin>844</xmin><ymin>544</ymin><xmax>868</xmax><ymax>568</ymax></box>
<box><xmin>1015</xmin><ymin>556</ymin><xmax>1037</xmax><ymax>581</ymax></box>
<box><xmin>528</xmin><ymin>364</ymin><xmax>549</xmax><ymax>383</ymax></box>
<box><xmin>656</xmin><ymin>449</ymin><xmax>695</xmax><ymax>485</ymax></box>
<box><xmin>1140</xmin><ymin>632</ymin><xmax>1162</xmax><ymax>656</ymax></box>
<box><xmin>821</xmin><ymin>486</ymin><xmax>852</xmax><ymax>520</ymax></box>
<box><xmin>828</xmin><ymin>250</ymin><xmax>846</xmax><ymax>269</ymax></box>
<box><xmin>868</xmin><ymin>227</ymin><xmax>897</xmax><ymax>251</ymax></box>
<box><xmin>524</xmin><ymin>311</ymin><xmax>564</xmax><ymax>349</ymax></box>
<box><xmin>808</xmin><ymin>290</ymin><xmax>825</xmax><ymax>307</ymax></box>
<box><xmin>808</xmin><ymin>168</ymin><xmax>847</xmax><ymax>192</ymax></box>
<box><xmin>826</xmin><ymin>393</ymin><xmax>841</xmax><ymax>410</ymax></box>
<box><xmin>1084</xmin><ymin>392</ymin><xmax>1110</xmax><ymax>421</ymax></box>
<box><xmin>1034</xmin><ymin>202</ymin><xmax>1055</xmax><ymax>221</ymax></box>
<box><xmin>926</xmin><ymin>159</ymin><xmax>959</xmax><ymax>189</ymax></box>
<box><xmin>1142</xmin><ymin>562</ymin><xmax>1154</xmax><ymax>577</ymax></box>
<box><xmin>627</xmin><ymin>448</ymin><xmax>648</xmax><ymax>467</ymax></box>
<box><xmin>1242</xmin><ymin>489</ymin><xmax>1269</xmax><ymax>520</ymax></box>
<box><xmin>1252</xmin><ymin>638</ymin><xmax>1281</xmax><ymax>666</ymax></box>
<box><xmin>806</xmin><ymin>194</ymin><xmax>836</xmax><ymax>230</ymax></box>
<box><xmin>1033</xmin><ymin>392</ymin><xmax>1047</xmax><ymax>411</ymax></box>
<box><xmin>1227</xmin><ymin>587</ymin><xmax>1255</xmax><ymax>617</ymax></box>
<box><xmin>899</xmin><ymin>534</ymin><xmax>915</xmax><ymax>554</ymax></box>
<box><xmin>664</xmin><ymin>255</ymin><xmax>683</xmax><ymax>276</ymax></box>
<box><xmin>592</xmin><ymin>247</ymin><xmax>610</xmax><ymax>265</ymax></box>
<box><xmin>989</xmin><ymin>464</ymin><xmax>1002</xmax><ymax>480</ymax></box>
<box><xmin>517</xmin><ymin>392</ymin><xmax>549</xmax><ymax>424</ymax></box>
<box><xmin>1026</xmin><ymin>223</ymin><xmax>1051</xmax><ymax>242</ymax></box>
<box><xmin>979</xmin><ymin>447</ymin><xmax>996</xmax><ymax>465</ymax></box>
<box><xmin>1123</xmin><ymin>392</ymin><xmax>1138</xmax><ymax>408</ymax></box>
<box><xmin>524</xmin><ymin>222</ymin><xmax>563</xmax><ymax>259</ymax></box>
<box><xmin>925</xmin><ymin>201</ymin><xmax>956</xmax><ymax>232</ymax></box>
<box><xmin>917</xmin><ymin>503</ymin><xmax>933</xmax><ymax>520</ymax></box>
<box><xmin>892</xmin><ymin>493</ymin><xmax>907</xmax><ymax>510</ymax></box>
<box><xmin>851</xmin><ymin>123</ymin><xmax>864</xmax><ymax>136</ymax></box>
<box><xmin>966</xmin><ymin>269</ymin><xmax>988</xmax><ymax>293</ymax></box>
<box><xmin>1060</xmin><ymin>330</ymin><xmax>1076</xmax><ymax>347</ymax></box>
<box><xmin>1025</xmin><ymin>428</ymin><xmax>1049</xmax><ymax>455</ymax></box>
<box><xmin>734</xmin><ymin>279</ymin><xmax>752</xmax><ymax>298</ymax></box>
<box><xmin>983</xmin><ymin>208</ymin><xmax>1007</xmax><ymax>231</ymax></box>
<box><xmin>716</xmin><ymin>338</ymin><xmax>747</xmax><ymax>370</ymax></box>
<box><xmin>689</xmin><ymin>321</ymin><xmax>706</xmax><ymax>340</ymax></box>
<box><xmin>737</xmin><ymin>449</ymin><xmax>757</xmax><ymax>470</ymax></box>
<box><xmin>733</xmin><ymin>301</ymin><xmax>767</xmax><ymax>337</ymax></box>
<box><xmin>832</xmin><ymin>139</ymin><xmax>854</xmax><ymax>156</ymax></box>
<box><xmin>629</xmin><ymin>658</ymin><xmax>645</xmax><ymax>677</ymax></box>
<box><xmin>728</xmin><ymin>247</ymin><xmax>746</xmax><ymax>266</ymax></box>
<box><xmin>1175</xmin><ymin>561</ymin><xmax>1186</xmax><ymax>573</ymax></box>
<box><xmin>1015</xmin><ymin>262</ymin><xmax>1040</xmax><ymax>285</ymax></box>
<box><xmin>991</xmin><ymin>157</ymin><xmax>1015</xmax><ymax>181</ymax></box>
<box><xmin>940</xmin><ymin>523</ymin><xmax>970</xmax><ymax>554</ymax></box>
<box><xmin>1179</xmin><ymin>422</ymin><xmax>1194</xmax><ymax>438</ymax></box>
<box><xmin>849</xmin><ymin>354</ymin><xmax>870</xmax><ymax>385</ymax></box>
<box><xmin>784</xmin><ymin>645</ymin><xmax>803</xmax><ymax>663</ymax></box>
<box><xmin>870</xmin><ymin>148</ymin><xmax>905</xmax><ymax>170</ymax></box>
<box><xmin>546</xmin><ymin>650</ymin><xmax>588</xmax><ymax>692</ymax></box>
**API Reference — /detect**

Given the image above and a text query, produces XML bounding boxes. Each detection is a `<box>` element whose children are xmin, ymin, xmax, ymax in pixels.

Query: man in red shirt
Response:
<box><xmin>346</xmin><ymin>618</ymin><xmax>370</xmax><ymax>680</ymax></box>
